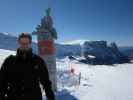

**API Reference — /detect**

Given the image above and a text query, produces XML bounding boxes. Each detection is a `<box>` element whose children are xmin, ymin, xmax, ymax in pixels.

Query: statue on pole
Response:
<box><xmin>32</xmin><ymin>8</ymin><xmax>58</xmax><ymax>92</ymax></box>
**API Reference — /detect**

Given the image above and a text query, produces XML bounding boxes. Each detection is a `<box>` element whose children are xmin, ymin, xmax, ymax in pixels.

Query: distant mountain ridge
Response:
<box><xmin>0</xmin><ymin>32</ymin><xmax>132</xmax><ymax>61</ymax></box>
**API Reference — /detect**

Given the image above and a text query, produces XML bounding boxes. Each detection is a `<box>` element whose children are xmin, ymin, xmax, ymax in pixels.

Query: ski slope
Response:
<box><xmin>0</xmin><ymin>49</ymin><xmax>133</xmax><ymax>100</ymax></box>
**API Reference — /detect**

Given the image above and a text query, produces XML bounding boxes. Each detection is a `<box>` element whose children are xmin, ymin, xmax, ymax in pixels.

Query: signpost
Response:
<box><xmin>32</xmin><ymin>8</ymin><xmax>58</xmax><ymax>92</ymax></box>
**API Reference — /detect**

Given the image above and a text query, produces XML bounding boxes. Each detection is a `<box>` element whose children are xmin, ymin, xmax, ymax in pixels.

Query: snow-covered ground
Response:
<box><xmin>0</xmin><ymin>49</ymin><xmax>133</xmax><ymax>100</ymax></box>
<box><xmin>0</xmin><ymin>49</ymin><xmax>15</xmax><ymax>64</ymax></box>
<box><xmin>56</xmin><ymin>58</ymin><xmax>133</xmax><ymax>100</ymax></box>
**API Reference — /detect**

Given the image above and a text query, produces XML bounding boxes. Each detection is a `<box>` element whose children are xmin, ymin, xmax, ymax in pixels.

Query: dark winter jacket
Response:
<box><xmin>0</xmin><ymin>48</ymin><xmax>55</xmax><ymax>100</ymax></box>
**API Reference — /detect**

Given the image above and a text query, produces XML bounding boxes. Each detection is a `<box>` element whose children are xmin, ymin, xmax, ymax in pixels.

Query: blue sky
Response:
<box><xmin>0</xmin><ymin>0</ymin><xmax>133</xmax><ymax>46</ymax></box>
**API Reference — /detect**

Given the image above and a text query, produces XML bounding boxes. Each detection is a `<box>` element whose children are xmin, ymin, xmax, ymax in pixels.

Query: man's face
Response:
<box><xmin>18</xmin><ymin>38</ymin><xmax>31</xmax><ymax>49</ymax></box>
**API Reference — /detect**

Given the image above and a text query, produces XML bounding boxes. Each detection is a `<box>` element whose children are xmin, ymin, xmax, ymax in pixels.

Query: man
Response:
<box><xmin>0</xmin><ymin>33</ymin><xmax>55</xmax><ymax>100</ymax></box>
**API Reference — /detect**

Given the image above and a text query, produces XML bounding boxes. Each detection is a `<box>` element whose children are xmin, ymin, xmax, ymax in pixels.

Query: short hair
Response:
<box><xmin>18</xmin><ymin>33</ymin><xmax>32</xmax><ymax>43</ymax></box>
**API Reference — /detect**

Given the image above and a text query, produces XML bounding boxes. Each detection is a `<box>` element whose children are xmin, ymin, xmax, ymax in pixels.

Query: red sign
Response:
<box><xmin>38</xmin><ymin>40</ymin><xmax>54</xmax><ymax>55</ymax></box>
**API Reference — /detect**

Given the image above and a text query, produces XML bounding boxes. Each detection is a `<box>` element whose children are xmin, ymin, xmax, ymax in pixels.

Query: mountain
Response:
<box><xmin>60</xmin><ymin>40</ymin><xmax>133</xmax><ymax>61</ymax></box>
<box><xmin>81</xmin><ymin>41</ymin><xmax>130</xmax><ymax>64</ymax></box>
<box><xmin>60</xmin><ymin>39</ymin><xmax>90</xmax><ymax>45</ymax></box>
<box><xmin>0</xmin><ymin>33</ymin><xmax>18</xmax><ymax>50</ymax></box>
<box><xmin>55</xmin><ymin>43</ymin><xmax>81</xmax><ymax>58</ymax></box>
<box><xmin>119</xmin><ymin>46</ymin><xmax>133</xmax><ymax>59</ymax></box>
<box><xmin>0</xmin><ymin>33</ymin><xmax>131</xmax><ymax>64</ymax></box>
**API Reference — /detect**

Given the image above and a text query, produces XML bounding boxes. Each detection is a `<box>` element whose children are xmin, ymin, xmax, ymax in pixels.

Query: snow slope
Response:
<box><xmin>56</xmin><ymin>58</ymin><xmax>133</xmax><ymax>100</ymax></box>
<box><xmin>0</xmin><ymin>49</ymin><xmax>15</xmax><ymax>64</ymax></box>
<box><xmin>0</xmin><ymin>49</ymin><xmax>133</xmax><ymax>100</ymax></box>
